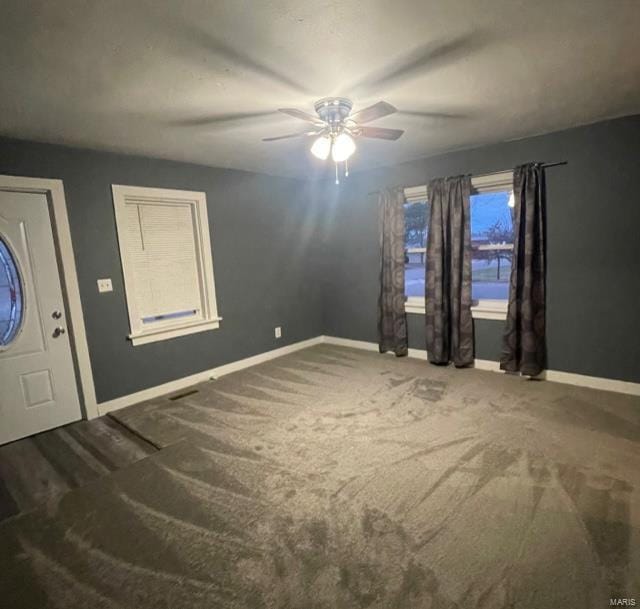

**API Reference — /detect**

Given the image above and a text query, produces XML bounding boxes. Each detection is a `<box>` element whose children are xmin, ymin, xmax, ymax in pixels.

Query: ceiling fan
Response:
<box><xmin>262</xmin><ymin>98</ymin><xmax>404</xmax><ymax>182</ymax></box>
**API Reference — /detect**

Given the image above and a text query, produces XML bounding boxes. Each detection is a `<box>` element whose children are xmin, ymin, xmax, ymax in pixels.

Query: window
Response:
<box><xmin>470</xmin><ymin>190</ymin><xmax>513</xmax><ymax>302</ymax></box>
<box><xmin>403</xmin><ymin>171</ymin><xmax>513</xmax><ymax>319</ymax></box>
<box><xmin>112</xmin><ymin>185</ymin><xmax>221</xmax><ymax>346</ymax></box>
<box><xmin>404</xmin><ymin>200</ymin><xmax>429</xmax><ymax>299</ymax></box>
<box><xmin>0</xmin><ymin>237</ymin><xmax>24</xmax><ymax>347</ymax></box>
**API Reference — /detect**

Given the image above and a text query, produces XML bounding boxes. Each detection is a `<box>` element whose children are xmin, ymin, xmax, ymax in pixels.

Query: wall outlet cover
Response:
<box><xmin>97</xmin><ymin>278</ymin><xmax>113</xmax><ymax>293</ymax></box>
<box><xmin>275</xmin><ymin>326</ymin><xmax>282</xmax><ymax>338</ymax></box>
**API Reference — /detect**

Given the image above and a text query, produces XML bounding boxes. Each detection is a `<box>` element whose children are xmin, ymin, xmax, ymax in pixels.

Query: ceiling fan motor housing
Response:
<box><xmin>314</xmin><ymin>97</ymin><xmax>353</xmax><ymax>132</ymax></box>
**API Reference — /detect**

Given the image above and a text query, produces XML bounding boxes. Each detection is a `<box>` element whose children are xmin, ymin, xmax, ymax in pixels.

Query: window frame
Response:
<box><xmin>112</xmin><ymin>185</ymin><xmax>221</xmax><ymax>346</ymax></box>
<box><xmin>403</xmin><ymin>171</ymin><xmax>513</xmax><ymax>320</ymax></box>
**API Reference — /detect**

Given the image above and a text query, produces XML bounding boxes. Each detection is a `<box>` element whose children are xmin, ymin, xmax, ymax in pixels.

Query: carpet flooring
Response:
<box><xmin>1</xmin><ymin>344</ymin><xmax>638</xmax><ymax>608</ymax></box>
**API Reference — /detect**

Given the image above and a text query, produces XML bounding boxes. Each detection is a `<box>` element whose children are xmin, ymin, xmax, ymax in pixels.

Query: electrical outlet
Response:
<box><xmin>274</xmin><ymin>326</ymin><xmax>282</xmax><ymax>339</ymax></box>
<box><xmin>97</xmin><ymin>278</ymin><xmax>113</xmax><ymax>293</ymax></box>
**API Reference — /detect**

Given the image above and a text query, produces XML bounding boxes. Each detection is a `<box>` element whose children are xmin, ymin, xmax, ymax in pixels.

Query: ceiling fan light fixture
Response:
<box><xmin>331</xmin><ymin>133</ymin><xmax>356</xmax><ymax>162</ymax></box>
<box><xmin>310</xmin><ymin>135</ymin><xmax>331</xmax><ymax>160</ymax></box>
<box><xmin>267</xmin><ymin>98</ymin><xmax>401</xmax><ymax>176</ymax></box>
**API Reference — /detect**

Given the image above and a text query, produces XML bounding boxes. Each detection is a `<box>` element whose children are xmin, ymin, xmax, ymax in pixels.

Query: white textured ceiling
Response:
<box><xmin>1</xmin><ymin>1</ymin><xmax>639</xmax><ymax>178</ymax></box>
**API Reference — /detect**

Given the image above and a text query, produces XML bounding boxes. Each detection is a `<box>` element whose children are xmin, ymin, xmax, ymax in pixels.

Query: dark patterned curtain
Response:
<box><xmin>377</xmin><ymin>187</ymin><xmax>408</xmax><ymax>356</ymax></box>
<box><xmin>500</xmin><ymin>163</ymin><xmax>546</xmax><ymax>376</ymax></box>
<box><xmin>425</xmin><ymin>176</ymin><xmax>474</xmax><ymax>366</ymax></box>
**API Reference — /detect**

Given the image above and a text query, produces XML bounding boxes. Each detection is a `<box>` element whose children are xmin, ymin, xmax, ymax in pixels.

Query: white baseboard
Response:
<box><xmin>474</xmin><ymin>358</ymin><xmax>502</xmax><ymax>372</ymax></box>
<box><xmin>97</xmin><ymin>336</ymin><xmax>324</xmax><ymax>416</ymax></box>
<box><xmin>539</xmin><ymin>369</ymin><xmax>640</xmax><ymax>396</ymax></box>
<box><xmin>321</xmin><ymin>336</ymin><xmax>432</xmax><ymax>361</ymax></box>
<box><xmin>97</xmin><ymin>334</ymin><xmax>640</xmax><ymax>416</ymax></box>
<box><xmin>322</xmin><ymin>336</ymin><xmax>379</xmax><ymax>352</ymax></box>
<box><xmin>322</xmin><ymin>336</ymin><xmax>640</xmax><ymax>397</ymax></box>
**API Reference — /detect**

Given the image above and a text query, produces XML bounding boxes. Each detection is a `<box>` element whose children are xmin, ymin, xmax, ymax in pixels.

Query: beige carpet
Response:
<box><xmin>1</xmin><ymin>344</ymin><xmax>638</xmax><ymax>608</ymax></box>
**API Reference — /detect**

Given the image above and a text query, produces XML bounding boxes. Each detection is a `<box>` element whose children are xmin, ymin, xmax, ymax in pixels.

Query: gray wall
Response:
<box><xmin>1</xmin><ymin>113</ymin><xmax>638</xmax><ymax>405</ymax></box>
<box><xmin>319</xmin><ymin>115</ymin><xmax>640</xmax><ymax>383</ymax></box>
<box><xmin>0</xmin><ymin>138</ymin><xmax>324</xmax><ymax>402</ymax></box>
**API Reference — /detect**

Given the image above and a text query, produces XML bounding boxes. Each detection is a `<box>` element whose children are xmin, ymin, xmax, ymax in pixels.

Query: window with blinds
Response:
<box><xmin>112</xmin><ymin>185</ymin><xmax>220</xmax><ymax>346</ymax></box>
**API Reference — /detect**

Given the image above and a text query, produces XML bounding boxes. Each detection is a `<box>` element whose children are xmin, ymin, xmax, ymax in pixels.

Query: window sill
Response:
<box><xmin>405</xmin><ymin>300</ymin><xmax>427</xmax><ymax>315</ymax></box>
<box><xmin>405</xmin><ymin>300</ymin><xmax>507</xmax><ymax>321</ymax></box>
<box><xmin>129</xmin><ymin>318</ymin><xmax>221</xmax><ymax>346</ymax></box>
<box><xmin>471</xmin><ymin>302</ymin><xmax>508</xmax><ymax>320</ymax></box>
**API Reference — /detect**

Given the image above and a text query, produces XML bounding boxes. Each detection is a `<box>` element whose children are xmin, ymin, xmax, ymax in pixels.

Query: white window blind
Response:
<box><xmin>112</xmin><ymin>185</ymin><xmax>220</xmax><ymax>346</ymax></box>
<box><xmin>124</xmin><ymin>201</ymin><xmax>201</xmax><ymax>322</ymax></box>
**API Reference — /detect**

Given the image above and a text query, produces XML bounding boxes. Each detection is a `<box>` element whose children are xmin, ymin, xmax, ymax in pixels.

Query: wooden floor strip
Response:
<box><xmin>0</xmin><ymin>415</ymin><xmax>158</xmax><ymax>523</ymax></box>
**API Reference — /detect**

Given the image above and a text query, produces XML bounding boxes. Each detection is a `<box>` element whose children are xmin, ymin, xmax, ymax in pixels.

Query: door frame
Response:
<box><xmin>0</xmin><ymin>174</ymin><xmax>98</xmax><ymax>419</ymax></box>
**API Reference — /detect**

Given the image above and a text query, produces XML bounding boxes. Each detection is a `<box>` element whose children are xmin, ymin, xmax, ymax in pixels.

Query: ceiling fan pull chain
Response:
<box><xmin>345</xmin><ymin>158</ymin><xmax>349</xmax><ymax>177</ymax></box>
<box><xmin>335</xmin><ymin>162</ymin><xmax>339</xmax><ymax>185</ymax></box>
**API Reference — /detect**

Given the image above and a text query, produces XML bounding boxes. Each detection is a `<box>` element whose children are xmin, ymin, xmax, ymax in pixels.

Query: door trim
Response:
<box><xmin>0</xmin><ymin>175</ymin><xmax>98</xmax><ymax>419</ymax></box>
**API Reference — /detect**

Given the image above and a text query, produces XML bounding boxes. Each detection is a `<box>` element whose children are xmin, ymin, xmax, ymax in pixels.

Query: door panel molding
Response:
<box><xmin>0</xmin><ymin>175</ymin><xmax>98</xmax><ymax>419</ymax></box>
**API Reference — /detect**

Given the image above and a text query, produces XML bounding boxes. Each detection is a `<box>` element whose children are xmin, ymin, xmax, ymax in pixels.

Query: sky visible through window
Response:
<box><xmin>404</xmin><ymin>190</ymin><xmax>514</xmax><ymax>301</ymax></box>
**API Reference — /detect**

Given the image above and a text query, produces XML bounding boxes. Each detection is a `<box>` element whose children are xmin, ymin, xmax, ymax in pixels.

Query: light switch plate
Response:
<box><xmin>97</xmin><ymin>278</ymin><xmax>113</xmax><ymax>293</ymax></box>
<box><xmin>275</xmin><ymin>326</ymin><xmax>282</xmax><ymax>338</ymax></box>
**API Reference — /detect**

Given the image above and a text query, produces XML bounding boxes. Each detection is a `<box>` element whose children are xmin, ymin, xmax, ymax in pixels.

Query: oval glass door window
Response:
<box><xmin>0</xmin><ymin>237</ymin><xmax>24</xmax><ymax>346</ymax></box>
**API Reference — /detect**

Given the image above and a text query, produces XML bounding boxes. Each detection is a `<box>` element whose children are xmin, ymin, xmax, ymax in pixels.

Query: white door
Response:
<box><xmin>0</xmin><ymin>190</ymin><xmax>81</xmax><ymax>445</ymax></box>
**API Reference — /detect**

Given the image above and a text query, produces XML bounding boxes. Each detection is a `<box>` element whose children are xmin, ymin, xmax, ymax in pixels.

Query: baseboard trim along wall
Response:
<box><xmin>96</xmin><ymin>336</ymin><xmax>324</xmax><ymax>416</ymax></box>
<box><xmin>322</xmin><ymin>336</ymin><xmax>640</xmax><ymax>397</ymax></box>
<box><xmin>97</xmin><ymin>333</ymin><xmax>640</xmax><ymax>416</ymax></box>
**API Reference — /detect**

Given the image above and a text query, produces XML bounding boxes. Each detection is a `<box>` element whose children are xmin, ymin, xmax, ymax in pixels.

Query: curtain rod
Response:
<box><xmin>367</xmin><ymin>161</ymin><xmax>567</xmax><ymax>196</ymax></box>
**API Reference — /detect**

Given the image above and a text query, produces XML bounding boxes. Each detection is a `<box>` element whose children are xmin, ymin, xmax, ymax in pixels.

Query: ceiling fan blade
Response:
<box><xmin>357</xmin><ymin>126</ymin><xmax>404</xmax><ymax>141</ymax></box>
<box><xmin>278</xmin><ymin>108</ymin><xmax>323</xmax><ymax>125</ymax></box>
<box><xmin>262</xmin><ymin>131</ymin><xmax>318</xmax><ymax>142</ymax></box>
<box><xmin>350</xmin><ymin>101</ymin><xmax>397</xmax><ymax>124</ymax></box>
